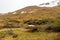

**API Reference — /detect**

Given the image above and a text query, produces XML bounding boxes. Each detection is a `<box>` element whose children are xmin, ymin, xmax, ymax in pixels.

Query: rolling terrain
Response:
<box><xmin>0</xmin><ymin>5</ymin><xmax>60</xmax><ymax>40</ymax></box>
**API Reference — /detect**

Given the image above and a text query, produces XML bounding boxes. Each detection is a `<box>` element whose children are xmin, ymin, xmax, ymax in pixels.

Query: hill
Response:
<box><xmin>0</xmin><ymin>5</ymin><xmax>60</xmax><ymax>31</ymax></box>
<box><xmin>0</xmin><ymin>4</ymin><xmax>60</xmax><ymax>40</ymax></box>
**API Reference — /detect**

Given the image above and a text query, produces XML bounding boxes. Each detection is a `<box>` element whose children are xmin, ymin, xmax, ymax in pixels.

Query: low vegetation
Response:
<box><xmin>0</xmin><ymin>5</ymin><xmax>60</xmax><ymax>40</ymax></box>
<box><xmin>0</xmin><ymin>28</ymin><xmax>60</xmax><ymax>40</ymax></box>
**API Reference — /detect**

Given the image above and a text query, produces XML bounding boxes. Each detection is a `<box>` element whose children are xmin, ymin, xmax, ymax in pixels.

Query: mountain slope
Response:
<box><xmin>0</xmin><ymin>5</ymin><xmax>60</xmax><ymax>28</ymax></box>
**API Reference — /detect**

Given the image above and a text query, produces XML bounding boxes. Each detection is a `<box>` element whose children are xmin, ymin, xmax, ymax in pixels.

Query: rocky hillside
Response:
<box><xmin>0</xmin><ymin>5</ymin><xmax>60</xmax><ymax>29</ymax></box>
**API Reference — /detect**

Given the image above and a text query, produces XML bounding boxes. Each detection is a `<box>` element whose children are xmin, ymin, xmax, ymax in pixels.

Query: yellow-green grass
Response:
<box><xmin>0</xmin><ymin>28</ymin><xmax>60</xmax><ymax>40</ymax></box>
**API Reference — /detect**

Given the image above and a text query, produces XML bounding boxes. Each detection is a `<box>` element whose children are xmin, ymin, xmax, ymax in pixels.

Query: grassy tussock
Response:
<box><xmin>0</xmin><ymin>28</ymin><xmax>60</xmax><ymax>40</ymax></box>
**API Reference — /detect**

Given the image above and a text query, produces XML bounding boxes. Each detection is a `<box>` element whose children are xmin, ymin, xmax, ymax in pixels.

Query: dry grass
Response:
<box><xmin>0</xmin><ymin>5</ymin><xmax>60</xmax><ymax>40</ymax></box>
<box><xmin>0</xmin><ymin>28</ymin><xmax>60</xmax><ymax>40</ymax></box>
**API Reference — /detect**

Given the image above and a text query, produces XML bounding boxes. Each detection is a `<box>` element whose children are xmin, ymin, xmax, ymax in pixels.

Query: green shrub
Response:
<box><xmin>24</xmin><ymin>19</ymin><xmax>55</xmax><ymax>32</ymax></box>
<box><xmin>0</xmin><ymin>31</ymin><xmax>7</xmax><ymax>40</ymax></box>
<box><xmin>50</xmin><ymin>19</ymin><xmax>60</xmax><ymax>32</ymax></box>
<box><xmin>4</xmin><ymin>19</ymin><xmax>20</xmax><ymax>28</ymax></box>
<box><xmin>45</xmin><ymin>25</ymin><xmax>53</xmax><ymax>31</ymax></box>
<box><xmin>12</xmin><ymin>34</ymin><xmax>18</xmax><ymax>38</ymax></box>
<box><xmin>24</xmin><ymin>19</ymin><xmax>53</xmax><ymax>25</ymax></box>
<box><xmin>6</xmin><ymin>30</ymin><xmax>18</xmax><ymax>38</ymax></box>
